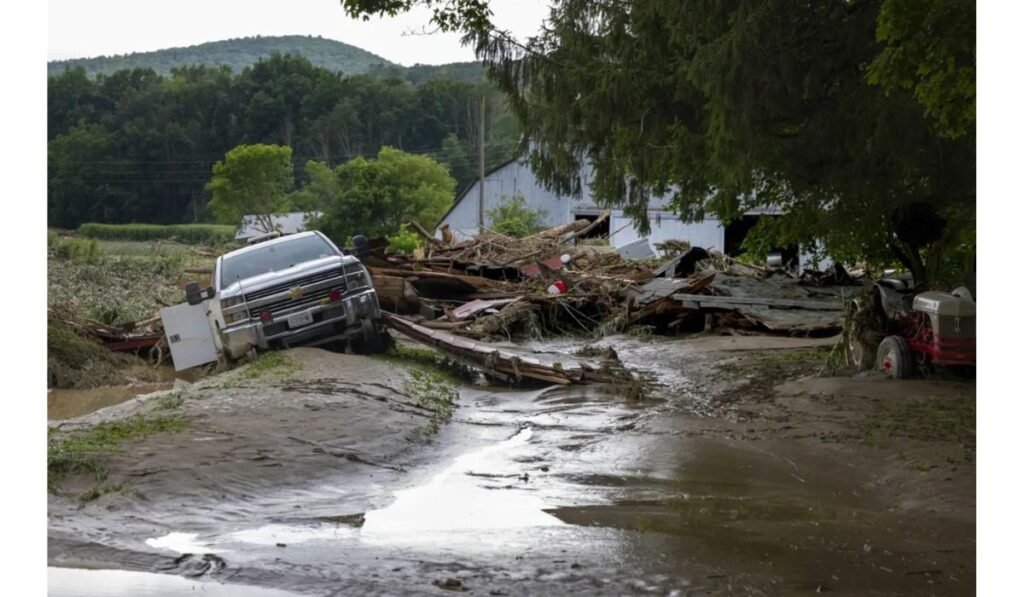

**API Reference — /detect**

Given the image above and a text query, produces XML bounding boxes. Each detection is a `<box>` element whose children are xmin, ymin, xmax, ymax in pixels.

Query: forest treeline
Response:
<box><xmin>48</xmin><ymin>52</ymin><xmax>518</xmax><ymax>229</ymax></box>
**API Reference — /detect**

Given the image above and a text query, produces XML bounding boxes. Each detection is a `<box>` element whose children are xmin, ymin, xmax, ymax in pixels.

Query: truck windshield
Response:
<box><xmin>219</xmin><ymin>235</ymin><xmax>336</xmax><ymax>289</ymax></box>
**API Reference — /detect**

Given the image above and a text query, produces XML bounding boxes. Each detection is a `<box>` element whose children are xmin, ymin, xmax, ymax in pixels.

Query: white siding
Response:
<box><xmin>610</xmin><ymin>210</ymin><xmax>725</xmax><ymax>256</ymax></box>
<box><xmin>439</xmin><ymin>160</ymin><xmax>601</xmax><ymax>241</ymax></box>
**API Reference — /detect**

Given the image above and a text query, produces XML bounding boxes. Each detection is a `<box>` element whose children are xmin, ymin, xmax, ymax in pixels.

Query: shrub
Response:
<box><xmin>77</xmin><ymin>223</ymin><xmax>236</xmax><ymax>245</ymax></box>
<box><xmin>53</xmin><ymin>237</ymin><xmax>103</xmax><ymax>263</ymax></box>
<box><xmin>386</xmin><ymin>223</ymin><xmax>423</xmax><ymax>255</ymax></box>
<box><xmin>487</xmin><ymin>195</ymin><xmax>548</xmax><ymax>238</ymax></box>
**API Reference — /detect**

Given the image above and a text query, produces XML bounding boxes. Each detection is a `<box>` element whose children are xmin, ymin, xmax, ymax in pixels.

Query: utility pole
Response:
<box><xmin>478</xmin><ymin>94</ymin><xmax>486</xmax><ymax>229</ymax></box>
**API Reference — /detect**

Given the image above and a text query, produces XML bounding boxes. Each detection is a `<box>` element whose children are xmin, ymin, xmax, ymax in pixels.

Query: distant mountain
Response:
<box><xmin>47</xmin><ymin>35</ymin><xmax>395</xmax><ymax>78</ymax></box>
<box><xmin>367</xmin><ymin>61</ymin><xmax>487</xmax><ymax>85</ymax></box>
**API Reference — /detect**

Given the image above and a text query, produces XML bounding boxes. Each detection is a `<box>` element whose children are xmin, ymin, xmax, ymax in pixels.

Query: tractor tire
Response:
<box><xmin>875</xmin><ymin>335</ymin><xmax>914</xmax><ymax>379</ymax></box>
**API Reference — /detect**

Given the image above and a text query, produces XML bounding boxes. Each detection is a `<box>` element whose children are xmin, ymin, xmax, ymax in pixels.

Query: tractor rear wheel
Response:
<box><xmin>875</xmin><ymin>335</ymin><xmax>914</xmax><ymax>379</ymax></box>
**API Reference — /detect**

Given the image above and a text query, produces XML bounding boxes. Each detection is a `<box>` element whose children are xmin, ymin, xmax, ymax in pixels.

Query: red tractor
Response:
<box><xmin>847</xmin><ymin>278</ymin><xmax>976</xmax><ymax>379</ymax></box>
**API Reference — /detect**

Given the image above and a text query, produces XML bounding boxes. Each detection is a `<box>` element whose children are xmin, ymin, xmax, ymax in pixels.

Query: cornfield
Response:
<box><xmin>77</xmin><ymin>223</ymin><xmax>236</xmax><ymax>245</ymax></box>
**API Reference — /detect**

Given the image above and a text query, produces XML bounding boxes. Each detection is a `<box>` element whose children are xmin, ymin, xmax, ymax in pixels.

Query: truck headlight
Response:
<box><xmin>221</xmin><ymin>296</ymin><xmax>248</xmax><ymax>323</ymax></box>
<box><xmin>220</xmin><ymin>296</ymin><xmax>244</xmax><ymax>309</ymax></box>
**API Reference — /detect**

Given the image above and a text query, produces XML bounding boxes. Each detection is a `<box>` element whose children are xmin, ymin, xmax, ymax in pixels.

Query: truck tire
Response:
<box><xmin>875</xmin><ymin>335</ymin><xmax>913</xmax><ymax>379</ymax></box>
<box><xmin>353</xmin><ymin>318</ymin><xmax>389</xmax><ymax>354</ymax></box>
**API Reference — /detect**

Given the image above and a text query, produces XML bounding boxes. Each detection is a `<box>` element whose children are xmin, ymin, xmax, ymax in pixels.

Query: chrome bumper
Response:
<box><xmin>220</xmin><ymin>289</ymin><xmax>380</xmax><ymax>359</ymax></box>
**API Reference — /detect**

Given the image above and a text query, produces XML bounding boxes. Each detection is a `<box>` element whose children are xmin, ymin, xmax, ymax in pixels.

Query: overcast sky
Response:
<box><xmin>47</xmin><ymin>0</ymin><xmax>550</xmax><ymax>65</ymax></box>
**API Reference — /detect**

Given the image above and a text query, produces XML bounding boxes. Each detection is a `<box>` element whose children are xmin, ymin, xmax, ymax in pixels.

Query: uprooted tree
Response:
<box><xmin>341</xmin><ymin>0</ymin><xmax>976</xmax><ymax>286</ymax></box>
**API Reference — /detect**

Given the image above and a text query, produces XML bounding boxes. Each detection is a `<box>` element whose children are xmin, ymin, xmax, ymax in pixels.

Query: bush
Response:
<box><xmin>386</xmin><ymin>224</ymin><xmax>423</xmax><ymax>255</ymax></box>
<box><xmin>53</xmin><ymin>237</ymin><xmax>103</xmax><ymax>263</ymax></box>
<box><xmin>487</xmin><ymin>195</ymin><xmax>548</xmax><ymax>238</ymax></box>
<box><xmin>77</xmin><ymin>223</ymin><xmax>236</xmax><ymax>245</ymax></box>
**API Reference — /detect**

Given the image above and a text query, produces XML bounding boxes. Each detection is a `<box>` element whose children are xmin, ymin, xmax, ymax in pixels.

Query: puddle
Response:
<box><xmin>48</xmin><ymin>567</ymin><xmax>302</xmax><ymax>597</ymax></box>
<box><xmin>145</xmin><ymin>531</ymin><xmax>222</xmax><ymax>554</ymax></box>
<box><xmin>361</xmin><ymin>427</ymin><xmax>565</xmax><ymax>539</ymax></box>
<box><xmin>228</xmin><ymin>523</ymin><xmax>357</xmax><ymax>546</ymax></box>
<box><xmin>48</xmin><ymin>383</ymin><xmax>173</xmax><ymax>420</ymax></box>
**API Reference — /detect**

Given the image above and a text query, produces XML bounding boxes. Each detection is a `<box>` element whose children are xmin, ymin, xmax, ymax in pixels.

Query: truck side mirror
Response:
<box><xmin>352</xmin><ymin>234</ymin><xmax>370</xmax><ymax>260</ymax></box>
<box><xmin>185</xmin><ymin>282</ymin><xmax>204</xmax><ymax>306</ymax></box>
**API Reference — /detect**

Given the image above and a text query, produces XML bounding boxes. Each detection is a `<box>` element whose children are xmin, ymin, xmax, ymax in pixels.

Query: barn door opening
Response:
<box><xmin>723</xmin><ymin>215</ymin><xmax>798</xmax><ymax>267</ymax></box>
<box><xmin>573</xmin><ymin>213</ymin><xmax>609</xmax><ymax>239</ymax></box>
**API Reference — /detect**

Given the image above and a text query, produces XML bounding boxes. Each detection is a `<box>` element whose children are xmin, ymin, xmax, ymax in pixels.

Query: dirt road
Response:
<box><xmin>48</xmin><ymin>335</ymin><xmax>975</xmax><ymax>595</ymax></box>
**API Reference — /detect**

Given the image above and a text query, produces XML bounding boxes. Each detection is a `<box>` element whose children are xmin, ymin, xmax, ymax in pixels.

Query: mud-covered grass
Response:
<box><xmin>376</xmin><ymin>343</ymin><xmax>477</xmax><ymax>383</ymax></box>
<box><xmin>238</xmin><ymin>351</ymin><xmax>302</xmax><ymax>380</ymax></box>
<box><xmin>860</xmin><ymin>398</ymin><xmax>976</xmax><ymax>458</ymax></box>
<box><xmin>48</xmin><ymin>415</ymin><xmax>188</xmax><ymax>499</ymax></box>
<box><xmin>403</xmin><ymin>368</ymin><xmax>459</xmax><ymax>437</ymax></box>
<box><xmin>710</xmin><ymin>347</ymin><xmax>831</xmax><ymax>410</ymax></box>
<box><xmin>47</xmin><ymin>316</ymin><xmax>150</xmax><ymax>389</ymax></box>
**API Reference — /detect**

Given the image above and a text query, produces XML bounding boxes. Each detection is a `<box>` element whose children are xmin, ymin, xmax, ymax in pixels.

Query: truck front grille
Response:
<box><xmin>260</xmin><ymin>283</ymin><xmax>347</xmax><ymax>317</ymax></box>
<box><xmin>243</xmin><ymin>268</ymin><xmax>344</xmax><ymax>302</ymax></box>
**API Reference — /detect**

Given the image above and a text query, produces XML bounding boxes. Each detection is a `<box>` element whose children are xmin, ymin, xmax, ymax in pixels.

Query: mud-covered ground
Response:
<box><xmin>48</xmin><ymin>334</ymin><xmax>975</xmax><ymax>596</ymax></box>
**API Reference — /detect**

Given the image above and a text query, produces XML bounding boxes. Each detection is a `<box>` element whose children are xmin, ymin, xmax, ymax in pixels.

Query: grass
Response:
<box><xmin>860</xmin><ymin>398</ymin><xmax>976</xmax><ymax>456</ymax></box>
<box><xmin>47</xmin><ymin>315</ymin><xmax>140</xmax><ymax>389</ymax></box>
<box><xmin>375</xmin><ymin>344</ymin><xmax>476</xmax><ymax>383</ymax></box>
<box><xmin>77</xmin><ymin>222</ymin><xmax>236</xmax><ymax>245</ymax></box>
<box><xmin>238</xmin><ymin>351</ymin><xmax>302</xmax><ymax>380</ymax></box>
<box><xmin>48</xmin><ymin>414</ymin><xmax>188</xmax><ymax>499</ymax></box>
<box><xmin>403</xmin><ymin>368</ymin><xmax>459</xmax><ymax>437</ymax></box>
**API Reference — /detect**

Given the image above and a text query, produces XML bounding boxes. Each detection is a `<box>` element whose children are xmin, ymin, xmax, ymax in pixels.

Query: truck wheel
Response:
<box><xmin>354</xmin><ymin>318</ymin><xmax>388</xmax><ymax>354</ymax></box>
<box><xmin>875</xmin><ymin>335</ymin><xmax>913</xmax><ymax>379</ymax></box>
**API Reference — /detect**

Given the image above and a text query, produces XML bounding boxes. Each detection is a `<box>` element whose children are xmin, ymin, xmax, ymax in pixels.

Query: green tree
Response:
<box><xmin>438</xmin><ymin>133</ymin><xmax>474</xmax><ymax>191</ymax></box>
<box><xmin>868</xmin><ymin>0</ymin><xmax>975</xmax><ymax>140</ymax></box>
<box><xmin>313</xmin><ymin>146</ymin><xmax>455</xmax><ymax>241</ymax></box>
<box><xmin>487</xmin><ymin>195</ymin><xmax>548</xmax><ymax>238</ymax></box>
<box><xmin>342</xmin><ymin>0</ymin><xmax>975</xmax><ymax>284</ymax></box>
<box><xmin>206</xmin><ymin>144</ymin><xmax>295</xmax><ymax>232</ymax></box>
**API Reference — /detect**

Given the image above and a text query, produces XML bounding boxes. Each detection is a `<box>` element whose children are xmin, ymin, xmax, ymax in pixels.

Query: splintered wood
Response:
<box><xmin>382</xmin><ymin>313</ymin><xmax>635</xmax><ymax>386</ymax></box>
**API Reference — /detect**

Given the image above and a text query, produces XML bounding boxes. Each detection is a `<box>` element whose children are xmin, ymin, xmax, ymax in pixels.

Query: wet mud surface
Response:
<box><xmin>48</xmin><ymin>337</ymin><xmax>975</xmax><ymax>595</ymax></box>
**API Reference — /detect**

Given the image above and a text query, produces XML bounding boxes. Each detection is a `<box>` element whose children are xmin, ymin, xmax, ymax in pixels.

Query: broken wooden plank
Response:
<box><xmin>670</xmin><ymin>294</ymin><xmax>843</xmax><ymax>311</ymax></box>
<box><xmin>382</xmin><ymin>313</ymin><xmax>633</xmax><ymax>385</ymax></box>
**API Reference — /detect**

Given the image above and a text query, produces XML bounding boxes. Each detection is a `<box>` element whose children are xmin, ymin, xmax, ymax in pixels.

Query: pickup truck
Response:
<box><xmin>177</xmin><ymin>231</ymin><xmax>386</xmax><ymax>365</ymax></box>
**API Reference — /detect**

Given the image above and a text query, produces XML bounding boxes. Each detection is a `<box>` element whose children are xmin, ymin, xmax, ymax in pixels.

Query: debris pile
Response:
<box><xmin>370</xmin><ymin>217</ymin><xmax>856</xmax><ymax>341</ymax></box>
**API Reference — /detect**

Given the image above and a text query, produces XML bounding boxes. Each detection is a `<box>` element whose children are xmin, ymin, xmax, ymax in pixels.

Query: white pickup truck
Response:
<box><xmin>161</xmin><ymin>231</ymin><xmax>385</xmax><ymax>370</ymax></box>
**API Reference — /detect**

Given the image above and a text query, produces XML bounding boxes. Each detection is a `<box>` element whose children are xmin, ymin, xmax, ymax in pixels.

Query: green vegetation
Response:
<box><xmin>403</xmin><ymin>368</ymin><xmax>459</xmax><ymax>436</ymax></box>
<box><xmin>47</xmin><ymin>315</ymin><xmax>137</xmax><ymax>389</ymax></box>
<box><xmin>78</xmin><ymin>223</ymin><xmax>236</xmax><ymax>245</ymax></box>
<box><xmin>860</xmin><ymin>398</ymin><xmax>976</xmax><ymax>453</ymax></box>
<box><xmin>48</xmin><ymin>53</ymin><xmax>519</xmax><ymax>230</ymax></box>
<box><xmin>313</xmin><ymin>147</ymin><xmax>456</xmax><ymax>242</ymax></box>
<box><xmin>207</xmin><ymin>144</ymin><xmax>295</xmax><ymax>230</ymax></box>
<box><xmin>238</xmin><ymin>351</ymin><xmax>302</xmax><ymax>381</ymax></box>
<box><xmin>52</xmin><ymin>237</ymin><xmax>103</xmax><ymax>263</ymax></box>
<box><xmin>344</xmin><ymin>0</ymin><xmax>975</xmax><ymax>285</ymax></box>
<box><xmin>48</xmin><ymin>251</ymin><xmax>187</xmax><ymax>327</ymax></box>
<box><xmin>48</xmin><ymin>415</ymin><xmax>188</xmax><ymax>497</ymax></box>
<box><xmin>487</xmin><ymin>195</ymin><xmax>548</xmax><ymax>238</ymax></box>
<box><xmin>47</xmin><ymin>35</ymin><xmax>393</xmax><ymax>78</ymax></box>
<box><xmin>386</xmin><ymin>224</ymin><xmax>424</xmax><ymax>255</ymax></box>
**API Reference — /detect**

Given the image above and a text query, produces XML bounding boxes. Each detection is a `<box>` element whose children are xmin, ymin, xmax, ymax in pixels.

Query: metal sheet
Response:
<box><xmin>160</xmin><ymin>302</ymin><xmax>219</xmax><ymax>371</ymax></box>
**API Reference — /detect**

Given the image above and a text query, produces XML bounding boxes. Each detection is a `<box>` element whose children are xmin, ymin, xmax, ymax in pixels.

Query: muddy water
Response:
<box><xmin>47</xmin><ymin>340</ymin><xmax>975</xmax><ymax>595</ymax></box>
<box><xmin>48</xmin><ymin>383</ymin><xmax>172</xmax><ymax>420</ymax></box>
<box><xmin>48</xmin><ymin>365</ymin><xmax>202</xmax><ymax>420</ymax></box>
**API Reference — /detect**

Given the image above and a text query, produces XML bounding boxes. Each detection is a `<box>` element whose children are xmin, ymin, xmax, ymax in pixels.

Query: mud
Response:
<box><xmin>48</xmin><ymin>335</ymin><xmax>975</xmax><ymax>595</ymax></box>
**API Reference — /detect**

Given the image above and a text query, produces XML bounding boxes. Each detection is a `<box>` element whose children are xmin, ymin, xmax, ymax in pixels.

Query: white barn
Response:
<box><xmin>436</xmin><ymin>159</ymin><xmax>821</xmax><ymax>267</ymax></box>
